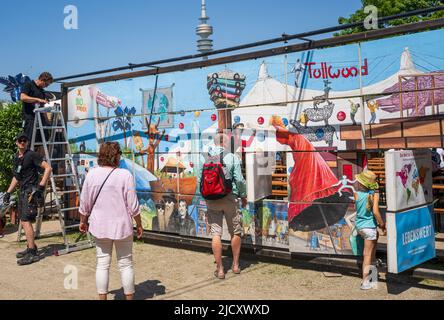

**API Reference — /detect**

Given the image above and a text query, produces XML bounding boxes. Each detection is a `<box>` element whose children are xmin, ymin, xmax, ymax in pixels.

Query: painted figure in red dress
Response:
<box><xmin>270</xmin><ymin>116</ymin><xmax>351</xmax><ymax>231</ymax></box>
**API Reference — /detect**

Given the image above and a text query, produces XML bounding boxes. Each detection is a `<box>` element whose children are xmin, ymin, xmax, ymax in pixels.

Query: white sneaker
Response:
<box><xmin>360</xmin><ymin>281</ymin><xmax>373</xmax><ymax>290</ymax></box>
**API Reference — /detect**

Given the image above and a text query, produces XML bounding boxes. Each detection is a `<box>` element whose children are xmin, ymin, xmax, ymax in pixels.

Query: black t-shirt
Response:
<box><xmin>13</xmin><ymin>150</ymin><xmax>44</xmax><ymax>188</ymax></box>
<box><xmin>21</xmin><ymin>81</ymin><xmax>46</xmax><ymax>119</ymax></box>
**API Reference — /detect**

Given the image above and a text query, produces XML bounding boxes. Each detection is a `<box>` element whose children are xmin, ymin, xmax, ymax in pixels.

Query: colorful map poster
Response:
<box><xmin>385</xmin><ymin>149</ymin><xmax>433</xmax><ymax>212</ymax></box>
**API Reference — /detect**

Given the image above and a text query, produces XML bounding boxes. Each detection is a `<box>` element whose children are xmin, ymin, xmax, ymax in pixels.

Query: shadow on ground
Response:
<box><xmin>109</xmin><ymin>280</ymin><xmax>166</xmax><ymax>300</ymax></box>
<box><xmin>263</xmin><ymin>254</ymin><xmax>444</xmax><ymax>295</ymax></box>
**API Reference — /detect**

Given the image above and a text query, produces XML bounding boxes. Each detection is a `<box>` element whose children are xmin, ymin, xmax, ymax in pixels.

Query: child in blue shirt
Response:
<box><xmin>354</xmin><ymin>170</ymin><xmax>386</xmax><ymax>290</ymax></box>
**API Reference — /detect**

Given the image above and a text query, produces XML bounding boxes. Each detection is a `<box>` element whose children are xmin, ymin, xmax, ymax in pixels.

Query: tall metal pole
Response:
<box><xmin>358</xmin><ymin>43</ymin><xmax>366</xmax><ymax>151</ymax></box>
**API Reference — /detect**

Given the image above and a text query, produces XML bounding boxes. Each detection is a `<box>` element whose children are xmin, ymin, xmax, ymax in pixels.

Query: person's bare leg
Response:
<box><xmin>212</xmin><ymin>235</ymin><xmax>224</xmax><ymax>275</ymax></box>
<box><xmin>362</xmin><ymin>240</ymin><xmax>376</xmax><ymax>282</ymax></box>
<box><xmin>21</xmin><ymin>221</ymin><xmax>36</xmax><ymax>249</ymax></box>
<box><xmin>371</xmin><ymin>233</ymin><xmax>379</xmax><ymax>265</ymax></box>
<box><xmin>125</xmin><ymin>294</ymin><xmax>134</xmax><ymax>300</ymax></box>
<box><xmin>99</xmin><ymin>294</ymin><xmax>107</xmax><ymax>300</ymax></box>
<box><xmin>231</xmin><ymin>234</ymin><xmax>241</xmax><ymax>271</ymax></box>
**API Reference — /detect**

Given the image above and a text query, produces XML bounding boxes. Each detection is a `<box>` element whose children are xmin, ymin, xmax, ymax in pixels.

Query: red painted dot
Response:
<box><xmin>337</xmin><ymin>111</ymin><xmax>346</xmax><ymax>122</ymax></box>
<box><xmin>160</xmin><ymin>157</ymin><xmax>164</xmax><ymax>162</ymax></box>
<box><xmin>179</xmin><ymin>123</ymin><xmax>185</xmax><ymax>129</ymax></box>
<box><xmin>257</xmin><ymin>117</ymin><xmax>264</xmax><ymax>125</ymax></box>
<box><xmin>211</xmin><ymin>114</ymin><xmax>217</xmax><ymax>121</ymax></box>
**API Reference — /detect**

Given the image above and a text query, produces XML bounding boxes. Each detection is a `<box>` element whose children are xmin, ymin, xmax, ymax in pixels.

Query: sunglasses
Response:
<box><xmin>17</xmin><ymin>139</ymin><xmax>28</xmax><ymax>143</ymax></box>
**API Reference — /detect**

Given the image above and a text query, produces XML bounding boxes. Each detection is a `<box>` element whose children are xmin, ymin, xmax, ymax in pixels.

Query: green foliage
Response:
<box><xmin>70</xmin><ymin>143</ymin><xmax>79</xmax><ymax>153</ymax></box>
<box><xmin>0</xmin><ymin>102</ymin><xmax>22</xmax><ymax>191</ymax></box>
<box><xmin>335</xmin><ymin>0</ymin><xmax>444</xmax><ymax>36</ymax></box>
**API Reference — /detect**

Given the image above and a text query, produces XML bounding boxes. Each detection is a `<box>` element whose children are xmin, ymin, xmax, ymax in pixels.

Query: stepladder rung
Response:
<box><xmin>60</xmin><ymin>206</ymin><xmax>79</xmax><ymax>212</ymax></box>
<box><xmin>57</xmin><ymin>190</ymin><xmax>80</xmax><ymax>195</ymax></box>
<box><xmin>39</xmin><ymin>126</ymin><xmax>65</xmax><ymax>129</ymax></box>
<box><xmin>34</xmin><ymin>141</ymin><xmax>69</xmax><ymax>146</ymax></box>
<box><xmin>49</xmin><ymin>157</ymin><xmax>71</xmax><ymax>162</ymax></box>
<box><xmin>53</xmin><ymin>173</ymin><xmax>76</xmax><ymax>178</ymax></box>
<box><xmin>64</xmin><ymin>223</ymin><xmax>81</xmax><ymax>229</ymax></box>
<box><xmin>34</xmin><ymin>108</ymin><xmax>62</xmax><ymax>114</ymax></box>
<box><xmin>56</xmin><ymin>240</ymin><xmax>95</xmax><ymax>256</ymax></box>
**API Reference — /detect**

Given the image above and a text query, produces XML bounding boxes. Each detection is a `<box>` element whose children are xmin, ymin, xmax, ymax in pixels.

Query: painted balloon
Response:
<box><xmin>211</xmin><ymin>114</ymin><xmax>217</xmax><ymax>121</ymax></box>
<box><xmin>179</xmin><ymin>123</ymin><xmax>184</xmax><ymax>129</ymax></box>
<box><xmin>283</xmin><ymin>118</ymin><xmax>289</xmax><ymax>126</ymax></box>
<box><xmin>337</xmin><ymin>111</ymin><xmax>346</xmax><ymax>121</ymax></box>
<box><xmin>257</xmin><ymin>117</ymin><xmax>265</xmax><ymax>125</ymax></box>
<box><xmin>315</xmin><ymin>128</ymin><xmax>325</xmax><ymax>139</ymax></box>
<box><xmin>234</xmin><ymin>115</ymin><xmax>241</xmax><ymax>124</ymax></box>
<box><xmin>194</xmin><ymin>111</ymin><xmax>200</xmax><ymax>118</ymax></box>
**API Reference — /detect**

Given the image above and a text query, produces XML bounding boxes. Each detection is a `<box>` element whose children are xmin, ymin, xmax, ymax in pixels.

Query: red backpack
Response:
<box><xmin>200</xmin><ymin>152</ymin><xmax>232</xmax><ymax>200</ymax></box>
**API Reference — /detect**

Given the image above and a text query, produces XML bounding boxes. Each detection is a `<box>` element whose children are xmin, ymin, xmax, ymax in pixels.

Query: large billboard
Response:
<box><xmin>66</xmin><ymin>28</ymin><xmax>444</xmax><ymax>255</ymax></box>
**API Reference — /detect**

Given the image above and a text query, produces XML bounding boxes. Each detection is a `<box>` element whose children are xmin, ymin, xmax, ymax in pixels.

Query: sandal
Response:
<box><xmin>214</xmin><ymin>270</ymin><xmax>225</xmax><ymax>279</ymax></box>
<box><xmin>232</xmin><ymin>264</ymin><xmax>241</xmax><ymax>274</ymax></box>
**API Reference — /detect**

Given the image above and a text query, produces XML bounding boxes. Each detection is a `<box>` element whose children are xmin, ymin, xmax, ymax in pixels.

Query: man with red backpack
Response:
<box><xmin>199</xmin><ymin>132</ymin><xmax>247</xmax><ymax>279</ymax></box>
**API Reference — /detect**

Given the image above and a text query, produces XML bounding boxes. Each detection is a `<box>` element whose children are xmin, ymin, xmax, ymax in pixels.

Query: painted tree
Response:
<box><xmin>112</xmin><ymin>106</ymin><xmax>136</xmax><ymax>148</ymax></box>
<box><xmin>0</xmin><ymin>74</ymin><xmax>31</xmax><ymax>102</ymax></box>
<box><xmin>335</xmin><ymin>0</ymin><xmax>444</xmax><ymax>36</ymax></box>
<box><xmin>141</xmin><ymin>117</ymin><xmax>165</xmax><ymax>174</ymax></box>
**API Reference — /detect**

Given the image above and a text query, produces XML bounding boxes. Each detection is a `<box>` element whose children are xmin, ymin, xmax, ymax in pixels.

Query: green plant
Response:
<box><xmin>0</xmin><ymin>102</ymin><xmax>22</xmax><ymax>191</ymax></box>
<box><xmin>335</xmin><ymin>0</ymin><xmax>444</xmax><ymax>36</ymax></box>
<box><xmin>70</xmin><ymin>143</ymin><xmax>79</xmax><ymax>153</ymax></box>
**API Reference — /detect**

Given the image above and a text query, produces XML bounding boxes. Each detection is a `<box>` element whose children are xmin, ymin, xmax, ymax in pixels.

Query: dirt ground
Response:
<box><xmin>0</xmin><ymin>223</ymin><xmax>443</xmax><ymax>300</ymax></box>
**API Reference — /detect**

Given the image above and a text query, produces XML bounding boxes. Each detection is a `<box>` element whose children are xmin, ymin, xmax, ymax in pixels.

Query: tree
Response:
<box><xmin>335</xmin><ymin>0</ymin><xmax>444</xmax><ymax>36</ymax></box>
<box><xmin>0</xmin><ymin>102</ymin><xmax>22</xmax><ymax>190</ymax></box>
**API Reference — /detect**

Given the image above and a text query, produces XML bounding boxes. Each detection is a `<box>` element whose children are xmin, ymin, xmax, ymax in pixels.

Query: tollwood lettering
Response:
<box><xmin>305</xmin><ymin>59</ymin><xmax>369</xmax><ymax>79</ymax></box>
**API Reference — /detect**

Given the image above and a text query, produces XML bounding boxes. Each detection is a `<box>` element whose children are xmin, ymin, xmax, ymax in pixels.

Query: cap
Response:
<box><xmin>16</xmin><ymin>132</ymin><xmax>29</xmax><ymax>141</ymax></box>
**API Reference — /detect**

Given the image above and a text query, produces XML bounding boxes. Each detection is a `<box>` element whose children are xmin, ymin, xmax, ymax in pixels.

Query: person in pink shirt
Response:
<box><xmin>79</xmin><ymin>142</ymin><xmax>143</xmax><ymax>300</ymax></box>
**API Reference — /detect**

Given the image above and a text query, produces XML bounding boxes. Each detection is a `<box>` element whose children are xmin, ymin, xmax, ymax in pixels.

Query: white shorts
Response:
<box><xmin>358</xmin><ymin>228</ymin><xmax>377</xmax><ymax>241</ymax></box>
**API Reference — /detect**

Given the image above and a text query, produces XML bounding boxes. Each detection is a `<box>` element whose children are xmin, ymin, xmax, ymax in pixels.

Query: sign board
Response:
<box><xmin>386</xmin><ymin>204</ymin><xmax>436</xmax><ymax>273</ymax></box>
<box><xmin>385</xmin><ymin>149</ymin><xmax>433</xmax><ymax>212</ymax></box>
<box><xmin>67</xmin><ymin>86</ymin><xmax>92</xmax><ymax>128</ymax></box>
<box><xmin>246</xmin><ymin>152</ymin><xmax>274</xmax><ymax>202</ymax></box>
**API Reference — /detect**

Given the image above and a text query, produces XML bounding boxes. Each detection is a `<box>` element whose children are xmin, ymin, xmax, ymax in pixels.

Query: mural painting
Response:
<box><xmin>66</xmin><ymin>28</ymin><xmax>444</xmax><ymax>255</ymax></box>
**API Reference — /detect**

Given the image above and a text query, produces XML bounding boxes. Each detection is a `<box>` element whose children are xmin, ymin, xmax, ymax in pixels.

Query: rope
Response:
<box><xmin>147</xmin><ymin>72</ymin><xmax>159</xmax><ymax>130</ymax></box>
<box><xmin>410</xmin><ymin>52</ymin><xmax>443</xmax><ymax>71</ymax></box>
<box><xmin>365</xmin><ymin>56</ymin><xmax>399</xmax><ymax>85</ymax></box>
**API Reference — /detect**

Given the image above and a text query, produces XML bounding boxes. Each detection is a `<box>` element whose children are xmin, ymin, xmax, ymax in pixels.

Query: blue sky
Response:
<box><xmin>0</xmin><ymin>0</ymin><xmax>362</xmax><ymax>100</ymax></box>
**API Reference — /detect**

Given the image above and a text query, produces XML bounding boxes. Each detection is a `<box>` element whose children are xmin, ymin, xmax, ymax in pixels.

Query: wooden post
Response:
<box><xmin>431</xmin><ymin>75</ymin><xmax>436</xmax><ymax>115</ymax></box>
<box><xmin>415</xmin><ymin>76</ymin><xmax>419</xmax><ymax>116</ymax></box>
<box><xmin>217</xmin><ymin>108</ymin><xmax>232</xmax><ymax>132</ymax></box>
<box><xmin>399</xmin><ymin>76</ymin><xmax>404</xmax><ymax>118</ymax></box>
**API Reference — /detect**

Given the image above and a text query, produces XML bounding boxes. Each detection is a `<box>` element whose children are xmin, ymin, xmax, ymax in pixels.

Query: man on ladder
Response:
<box><xmin>3</xmin><ymin>133</ymin><xmax>52</xmax><ymax>265</ymax></box>
<box><xmin>20</xmin><ymin>72</ymin><xmax>54</xmax><ymax>145</ymax></box>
